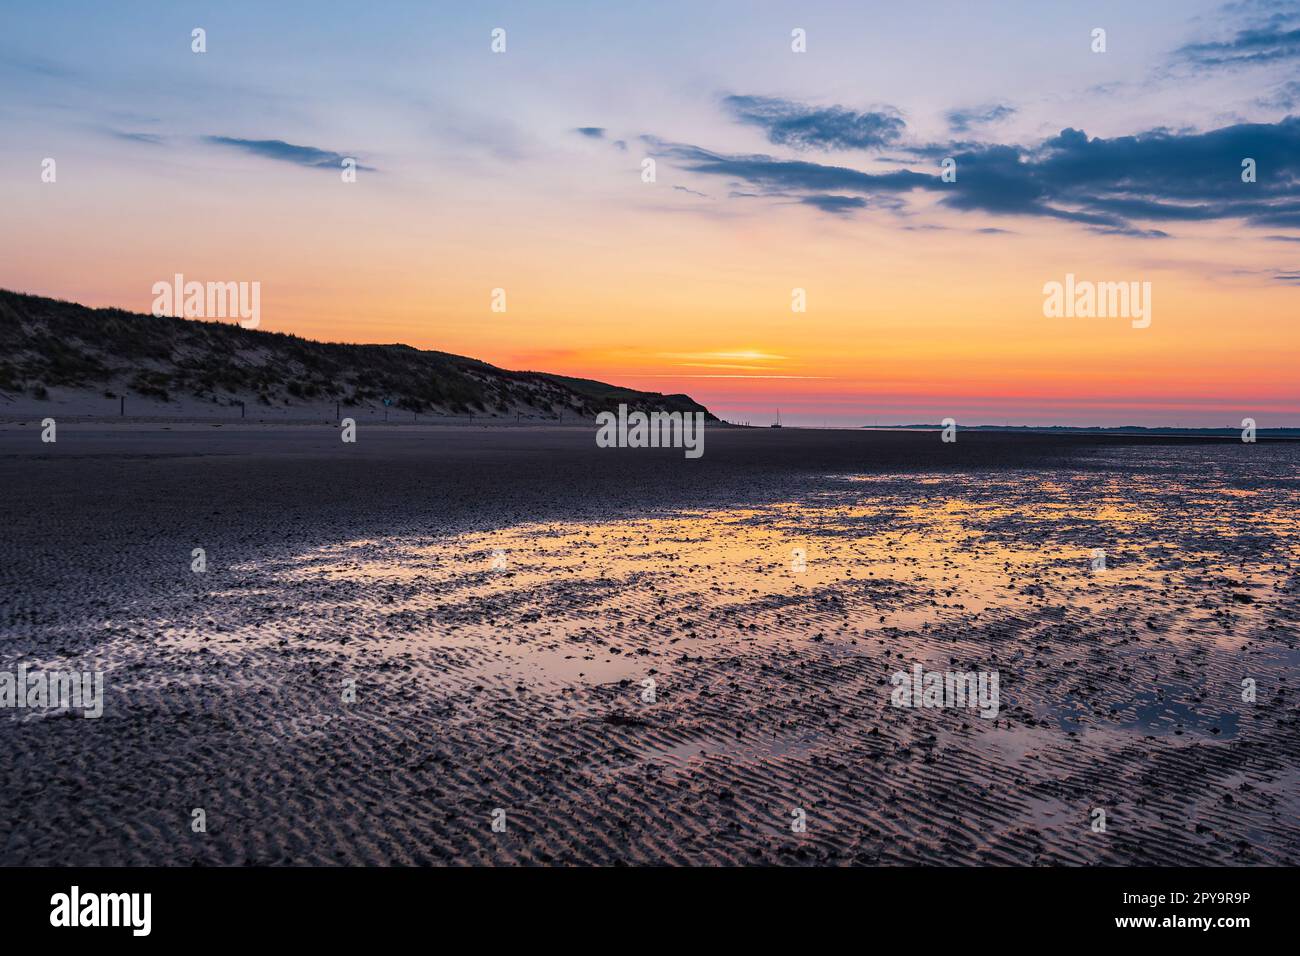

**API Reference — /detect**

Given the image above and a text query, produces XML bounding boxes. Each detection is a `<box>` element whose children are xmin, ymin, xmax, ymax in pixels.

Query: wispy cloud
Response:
<box><xmin>642</xmin><ymin>374</ymin><xmax>826</xmax><ymax>379</ymax></box>
<box><xmin>722</xmin><ymin>94</ymin><xmax>905</xmax><ymax>151</ymax></box>
<box><xmin>0</xmin><ymin>52</ymin><xmax>77</xmax><ymax>79</ymax></box>
<box><xmin>574</xmin><ymin>125</ymin><xmax>630</xmax><ymax>153</ymax></box>
<box><xmin>109</xmin><ymin>130</ymin><xmax>164</xmax><ymax>145</ymax></box>
<box><xmin>945</xmin><ymin>103</ymin><xmax>1016</xmax><ymax>134</ymax></box>
<box><xmin>1175</xmin><ymin>15</ymin><xmax>1300</xmax><ymax>68</ymax></box>
<box><xmin>798</xmin><ymin>194</ymin><xmax>869</xmax><ymax>215</ymax></box>
<box><xmin>650</xmin><ymin>138</ymin><xmax>929</xmax><ymax>193</ymax></box>
<box><xmin>662</xmin><ymin>351</ymin><xmax>788</xmax><ymax>362</ymax></box>
<box><xmin>656</xmin><ymin>350</ymin><xmax>798</xmax><ymax>374</ymax></box>
<box><xmin>203</xmin><ymin>136</ymin><xmax>372</xmax><ymax>170</ymax></box>
<box><xmin>1257</xmin><ymin>78</ymin><xmax>1300</xmax><ymax>109</ymax></box>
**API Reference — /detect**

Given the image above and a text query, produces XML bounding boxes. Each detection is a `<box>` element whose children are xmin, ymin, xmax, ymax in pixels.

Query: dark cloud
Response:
<box><xmin>204</xmin><ymin>136</ymin><xmax>372</xmax><ymax>170</ymax></box>
<box><xmin>945</xmin><ymin>104</ymin><xmax>1016</xmax><ymax>133</ymax></box>
<box><xmin>1175</xmin><ymin>20</ymin><xmax>1300</xmax><ymax>67</ymax></box>
<box><xmin>654</xmin><ymin>140</ymin><xmax>930</xmax><ymax>193</ymax></box>
<box><xmin>1022</xmin><ymin>122</ymin><xmax>1300</xmax><ymax>227</ymax></box>
<box><xmin>798</xmin><ymin>194</ymin><xmax>868</xmax><ymax>214</ymax></box>
<box><xmin>649</xmin><ymin>116</ymin><xmax>1300</xmax><ymax>234</ymax></box>
<box><xmin>722</xmin><ymin>94</ymin><xmax>905</xmax><ymax>151</ymax></box>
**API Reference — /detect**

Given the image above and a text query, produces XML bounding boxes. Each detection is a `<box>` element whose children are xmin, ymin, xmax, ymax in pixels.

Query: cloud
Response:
<box><xmin>0</xmin><ymin>52</ymin><xmax>77</xmax><ymax>79</ymax></box>
<box><xmin>1020</xmin><ymin>122</ymin><xmax>1300</xmax><ymax>228</ymax></box>
<box><xmin>1257</xmin><ymin>79</ymin><xmax>1300</xmax><ymax>109</ymax></box>
<box><xmin>1175</xmin><ymin>19</ymin><xmax>1300</xmax><ymax>68</ymax></box>
<box><xmin>203</xmin><ymin>136</ymin><xmax>372</xmax><ymax>170</ymax></box>
<box><xmin>798</xmin><ymin>194</ymin><xmax>868</xmax><ymax>215</ymax></box>
<box><xmin>649</xmin><ymin>116</ymin><xmax>1300</xmax><ymax>234</ymax></box>
<box><xmin>652</xmin><ymin>139</ymin><xmax>930</xmax><ymax>193</ymax></box>
<box><xmin>722</xmin><ymin>94</ymin><xmax>905</xmax><ymax>151</ymax></box>
<box><xmin>110</xmin><ymin>130</ymin><xmax>164</xmax><ymax>145</ymax></box>
<box><xmin>574</xmin><ymin>126</ymin><xmax>628</xmax><ymax>151</ymax></box>
<box><xmin>945</xmin><ymin>104</ymin><xmax>1016</xmax><ymax>133</ymax></box>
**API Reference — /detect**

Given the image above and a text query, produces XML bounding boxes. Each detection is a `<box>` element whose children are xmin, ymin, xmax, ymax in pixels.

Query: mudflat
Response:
<box><xmin>1</xmin><ymin>424</ymin><xmax>1296</xmax><ymax>865</ymax></box>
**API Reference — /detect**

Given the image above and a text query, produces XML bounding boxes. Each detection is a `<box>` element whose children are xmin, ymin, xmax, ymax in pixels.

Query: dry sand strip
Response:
<box><xmin>0</xmin><ymin>425</ymin><xmax>1296</xmax><ymax>865</ymax></box>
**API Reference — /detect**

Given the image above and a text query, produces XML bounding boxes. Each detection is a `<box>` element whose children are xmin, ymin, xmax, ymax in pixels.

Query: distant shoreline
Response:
<box><xmin>4</xmin><ymin>409</ymin><xmax>1298</xmax><ymax>438</ymax></box>
<box><xmin>861</xmin><ymin>424</ymin><xmax>1300</xmax><ymax>438</ymax></box>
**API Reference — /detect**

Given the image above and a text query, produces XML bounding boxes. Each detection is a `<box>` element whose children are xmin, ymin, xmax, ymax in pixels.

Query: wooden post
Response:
<box><xmin>120</xmin><ymin>395</ymin><xmax>125</xmax><ymax>416</ymax></box>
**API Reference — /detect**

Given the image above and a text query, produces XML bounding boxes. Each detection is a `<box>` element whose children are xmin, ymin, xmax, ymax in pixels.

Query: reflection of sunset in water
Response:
<box><xmin>268</xmin><ymin>449</ymin><xmax>1297</xmax><ymax>694</ymax></box>
<box><xmin>97</xmin><ymin>444</ymin><xmax>1300</xmax><ymax>864</ymax></box>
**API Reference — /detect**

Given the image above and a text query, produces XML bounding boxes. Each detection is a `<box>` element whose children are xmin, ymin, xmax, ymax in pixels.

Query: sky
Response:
<box><xmin>1</xmin><ymin>0</ymin><xmax>1298</xmax><ymax>426</ymax></box>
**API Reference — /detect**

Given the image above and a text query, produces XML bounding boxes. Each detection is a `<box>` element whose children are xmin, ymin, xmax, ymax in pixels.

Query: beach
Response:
<box><xmin>1</xmin><ymin>424</ymin><xmax>1296</xmax><ymax>865</ymax></box>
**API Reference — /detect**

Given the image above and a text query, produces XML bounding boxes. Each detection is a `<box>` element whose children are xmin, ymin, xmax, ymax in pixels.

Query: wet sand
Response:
<box><xmin>1</xmin><ymin>424</ymin><xmax>1296</xmax><ymax>865</ymax></box>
